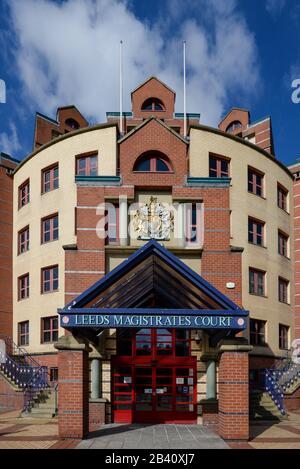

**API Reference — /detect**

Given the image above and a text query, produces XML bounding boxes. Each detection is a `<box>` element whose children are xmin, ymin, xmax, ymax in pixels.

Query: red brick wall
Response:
<box><xmin>173</xmin><ymin>186</ymin><xmax>242</xmax><ymax>305</ymax></box>
<box><xmin>57</xmin><ymin>349</ymin><xmax>89</xmax><ymax>439</ymax></box>
<box><xmin>292</xmin><ymin>172</ymin><xmax>300</xmax><ymax>339</ymax></box>
<box><xmin>34</xmin><ymin>107</ymin><xmax>88</xmax><ymax>149</ymax></box>
<box><xmin>0</xmin><ymin>165</ymin><xmax>14</xmax><ymax>338</ymax></box>
<box><xmin>120</xmin><ymin>119</ymin><xmax>188</xmax><ymax>187</ymax></box>
<box><xmin>131</xmin><ymin>77</ymin><xmax>175</xmax><ymax>119</ymax></box>
<box><xmin>284</xmin><ymin>387</ymin><xmax>300</xmax><ymax>411</ymax></box>
<box><xmin>218</xmin><ymin>351</ymin><xmax>249</xmax><ymax>440</ymax></box>
<box><xmin>0</xmin><ymin>373</ymin><xmax>24</xmax><ymax>412</ymax></box>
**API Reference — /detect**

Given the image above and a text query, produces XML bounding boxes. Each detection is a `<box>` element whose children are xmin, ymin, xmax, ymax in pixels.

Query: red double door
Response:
<box><xmin>112</xmin><ymin>329</ymin><xmax>197</xmax><ymax>424</ymax></box>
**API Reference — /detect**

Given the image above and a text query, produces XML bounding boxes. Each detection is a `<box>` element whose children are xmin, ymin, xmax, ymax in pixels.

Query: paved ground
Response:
<box><xmin>1</xmin><ymin>410</ymin><xmax>300</xmax><ymax>449</ymax></box>
<box><xmin>77</xmin><ymin>424</ymin><xmax>229</xmax><ymax>449</ymax></box>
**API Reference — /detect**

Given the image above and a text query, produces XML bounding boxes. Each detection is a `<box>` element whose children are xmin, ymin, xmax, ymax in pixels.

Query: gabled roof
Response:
<box><xmin>118</xmin><ymin>116</ymin><xmax>188</xmax><ymax>144</ymax></box>
<box><xmin>131</xmin><ymin>76</ymin><xmax>176</xmax><ymax>96</ymax></box>
<box><xmin>62</xmin><ymin>240</ymin><xmax>244</xmax><ymax>313</ymax></box>
<box><xmin>218</xmin><ymin>107</ymin><xmax>250</xmax><ymax>126</ymax></box>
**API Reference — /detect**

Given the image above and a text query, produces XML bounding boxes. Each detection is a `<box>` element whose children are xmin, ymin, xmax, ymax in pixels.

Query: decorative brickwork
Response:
<box><xmin>218</xmin><ymin>341</ymin><xmax>252</xmax><ymax>441</ymax></box>
<box><xmin>55</xmin><ymin>337</ymin><xmax>90</xmax><ymax>439</ymax></box>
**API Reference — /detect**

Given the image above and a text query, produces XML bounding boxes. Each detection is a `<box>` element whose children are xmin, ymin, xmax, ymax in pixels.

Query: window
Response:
<box><xmin>248</xmin><ymin>167</ymin><xmax>264</xmax><ymax>197</ymax></box>
<box><xmin>279</xmin><ymin>324</ymin><xmax>289</xmax><ymax>350</ymax></box>
<box><xmin>248</xmin><ymin>218</ymin><xmax>265</xmax><ymax>246</ymax></box>
<box><xmin>18</xmin><ymin>274</ymin><xmax>29</xmax><ymax>300</ymax></box>
<box><xmin>209</xmin><ymin>155</ymin><xmax>229</xmax><ymax>178</ymax></box>
<box><xmin>41</xmin><ymin>316</ymin><xmax>59</xmax><ymax>344</ymax></box>
<box><xmin>18</xmin><ymin>226</ymin><xmax>29</xmax><ymax>254</ymax></box>
<box><xmin>249</xmin><ymin>268</ymin><xmax>265</xmax><ymax>296</ymax></box>
<box><xmin>65</xmin><ymin>118</ymin><xmax>79</xmax><ymax>130</ymax></box>
<box><xmin>42</xmin><ymin>265</ymin><xmax>59</xmax><ymax>293</ymax></box>
<box><xmin>250</xmin><ymin>319</ymin><xmax>266</xmax><ymax>346</ymax></box>
<box><xmin>18</xmin><ymin>321</ymin><xmax>29</xmax><ymax>346</ymax></box>
<box><xmin>278</xmin><ymin>231</ymin><xmax>289</xmax><ymax>257</ymax></box>
<box><xmin>18</xmin><ymin>179</ymin><xmax>30</xmax><ymax>208</ymax></box>
<box><xmin>141</xmin><ymin>98</ymin><xmax>164</xmax><ymax>111</ymax></box>
<box><xmin>226</xmin><ymin>120</ymin><xmax>242</xmax><ymax>133</ymax></box>
<box><xmin>41</xmin><ymin>214</ymin><xmax>59</xmax><ymax>244</ymax></box>
<box><xmin>185</xmin><ymin>203</ymin><xmax>202</xmax><ymax>245</ymax></box>
<box><xmin>278</xmin><ymin>184</ymin><xmax>288</xmax><ymax>211</ymax></box>
<box><xmin>278</xmin><ymin>277</ymin><xmax>289</xmax><ymax>304</ymax></box>
<box><xmin>76</xmin><ymin>153</ymin><xmax>98</xmax><ymax>176</ymax></box>
<box><xmin>50</xmin><ymin>368</ymin><xmax>58</xmax><ymax>383</ymax></box>
<box><xmin>133</xmin><ymin>153</ymin><xmax>172</xmax><ymax>172</ymax></box>
<box><xmin>116</xmin><ymin>329</ymin><xmax>191</xmax><ymax>358</ymax></box>
<box><xmin>42</xmin><ymin>164</ymin><xmax>59</xmax><ymax>193</ymax></box>
<box><xmin>105</xmin><ymin>204</ymin><xmax>119</xmax><ymax>245</ymax></box>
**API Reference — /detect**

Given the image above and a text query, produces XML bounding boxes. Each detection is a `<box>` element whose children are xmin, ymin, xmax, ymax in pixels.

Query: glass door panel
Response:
<box><xmin>155</xmin><ymin>367</ymin><xmax>173</xmax><ymax>412</ymax></box>
<box><xmin>135</xmin><ymin>367</ymin><xmax>153</xmax><ymax>411</ymax></box>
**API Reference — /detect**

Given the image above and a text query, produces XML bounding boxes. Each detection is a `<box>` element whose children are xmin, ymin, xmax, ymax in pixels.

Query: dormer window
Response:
<box><xmin>65</xmin><ymin>118</ymin><xmax>79</xmax><ymax>130</ymax></box>
<box><xmin>141</xmin><ymin>98</ymin><xmax>164</xmax><ymax>111</ymax></box>
<box><xmin>226</xmin><ymin>121</ymin><xmax>242</xmax><ymax>133</ymax></box>
<box><xmin>133</xmin><ymin>152</ymin><xmax>172</xmax><ymax>172</ymax></box>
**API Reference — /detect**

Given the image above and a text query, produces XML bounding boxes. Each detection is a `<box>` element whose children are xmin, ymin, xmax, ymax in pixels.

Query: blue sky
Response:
<box><xmin>0</xmin><ymin>0</ymin><xmax>299</xmax><ymax>165</ymax></box>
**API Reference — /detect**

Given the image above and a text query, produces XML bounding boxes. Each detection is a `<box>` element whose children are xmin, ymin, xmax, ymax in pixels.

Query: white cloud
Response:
<box><xmin>8</xmin><ymin>0</ymin><xmax>260</xmax><ymax>127</ymax></box>
<box><xmin>266</xmin><ymin>0</ymin><xmax>286</xmax><ymax>18</ymax></box>
<box><xmin>0</xmin><ymin>122</ymin><xmax>21</xmax><ymax>155</ymax></box>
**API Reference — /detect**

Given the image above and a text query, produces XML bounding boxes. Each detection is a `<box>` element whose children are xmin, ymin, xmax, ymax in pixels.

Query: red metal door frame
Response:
<box><xmin>112</xmin><ymin>329</ymin><xmax>197</xmax><ymax>424</ymax></box>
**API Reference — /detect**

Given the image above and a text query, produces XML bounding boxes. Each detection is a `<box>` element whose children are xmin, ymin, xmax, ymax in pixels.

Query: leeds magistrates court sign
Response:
<box><xmin>60</xmin><ymin>312</ymin><xmax>247</xmax><ymax>330</ymax></box>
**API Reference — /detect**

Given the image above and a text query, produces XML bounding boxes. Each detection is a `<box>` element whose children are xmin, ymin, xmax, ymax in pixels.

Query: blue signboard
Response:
<box><xmin>60</xmin><ymin>310</ymin><xmax>247</xmax><ymax>330</ymax></box>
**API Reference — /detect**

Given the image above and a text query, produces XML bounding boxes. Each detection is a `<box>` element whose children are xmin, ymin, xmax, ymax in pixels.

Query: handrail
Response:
<box><xmin>263</xmin><ymin>357</ymin><xmax>300</xmax><ymax>416</ymax></box>
<box><xmin>0</xmin><ymin>335</ymin><xmax>49</xmax><ymax>411</ymax></box>
<box><xmin>23</xmin><ymin>366</ymin><xmax>48</xmax><ymax>412</ymax></box>
<box><xmin>54</xmin><ymin>383</ymin><xmax>58</xmax><ymax>415</ymax></box>
<box><xmin>264</xmin><ymin>368</ymin><xmax>285</xmax><ymax>416</ymax></box>
<box><xmin>0</xmin><ymin>334</ymin><xmax>41</xmax><ymax>368</ymax></box>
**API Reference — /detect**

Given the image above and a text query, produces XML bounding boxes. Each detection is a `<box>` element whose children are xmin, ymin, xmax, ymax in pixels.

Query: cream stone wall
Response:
<box><xmin>189</xmin><ymin>128</ymin><xmax>294</xmax><ymax>357</ymax></box>
<box><xmin>13</xmin><ymin>127</ymin><xmax>117</xmax><ymax>354</ymax></box>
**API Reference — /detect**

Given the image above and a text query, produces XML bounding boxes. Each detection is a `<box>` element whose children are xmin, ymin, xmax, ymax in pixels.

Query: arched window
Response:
<box><xmin>226</xmin><ymin>120</ymin><xmax>242</xmax><ymax>133</ymax></box>
<box><xmin>65</xmin><ymin>118</ymin><xmax>79</xmax><ymax>130</ymax></box>
<box><xmin>133</xmin><ymin>152</ymin><xmax>172</xmax><ymax>172</ymax></box>
<box><xmin>141</xmin><ymin>98</ymin><xmax>165</xmax><ymax>111</ymax></box>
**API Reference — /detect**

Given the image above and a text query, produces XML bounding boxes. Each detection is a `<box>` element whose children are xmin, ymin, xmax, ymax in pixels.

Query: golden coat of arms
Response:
<box><xmin>133</xmin><ymin>196</ymin><xmax>174</xmax><ymax>240</ymax></box>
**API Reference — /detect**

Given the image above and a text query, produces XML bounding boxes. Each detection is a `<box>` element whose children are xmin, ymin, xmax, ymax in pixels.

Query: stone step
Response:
<box><xmin>34</xmin><ymin>401</ymin><xmax>56</xmax><ymax>409</ymax></box>
<box><xmin>30</xmin><ymin>406</ymin><xmax>56</xmax><ymax>413</ymax></box>
<box><xmin>22</xmin><ymin>411</ymin><xmax>55</xmax><ymax>419</ymax></box>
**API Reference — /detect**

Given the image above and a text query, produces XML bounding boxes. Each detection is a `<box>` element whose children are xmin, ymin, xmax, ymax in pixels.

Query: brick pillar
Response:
<box><xmin>55</xmin><ymin>335</ymin><xmax>91</xmax><ymax>439</ymax></box>
<box><xmin>218</xmin><ymin>338</ymin><xmax>253</xmax><ymax>441</ymax></box>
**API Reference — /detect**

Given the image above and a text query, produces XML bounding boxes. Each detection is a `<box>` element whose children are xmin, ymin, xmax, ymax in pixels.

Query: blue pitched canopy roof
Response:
<box><xmin>61</xmin><ymin>240</ymin><xmax>244</xmax><ymax>313</ymax></box>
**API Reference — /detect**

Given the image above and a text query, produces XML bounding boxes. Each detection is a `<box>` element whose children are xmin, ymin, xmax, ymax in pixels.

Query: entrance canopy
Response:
<box><xmin>58</xmin><ymin>240</ymin><xmax>248</xmax><ymax>344</ymax></box>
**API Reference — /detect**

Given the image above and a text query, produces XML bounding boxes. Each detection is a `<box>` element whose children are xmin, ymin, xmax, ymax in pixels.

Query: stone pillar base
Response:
<box><xmin>89</xmin><ymin>398</ymin><xmax>107</xmax><ymax>432</ymax></box>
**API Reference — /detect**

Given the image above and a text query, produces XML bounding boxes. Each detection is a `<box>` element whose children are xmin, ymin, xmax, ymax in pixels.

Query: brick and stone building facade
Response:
<box><xmin>1</xmin><ymin>76</ymin><xmax>297</xmax><ymax>440</ymax></box>
<box><xmin>0</xmin><ymin>153</ymin><xmax>19</xmax><ymax>337</ymax></box>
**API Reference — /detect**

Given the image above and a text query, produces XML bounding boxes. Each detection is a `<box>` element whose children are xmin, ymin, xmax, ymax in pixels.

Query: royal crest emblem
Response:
<box><xmin>133</xmin><ymin>196</ymin><xmax>174</xmax><ymax>240</ymax></box>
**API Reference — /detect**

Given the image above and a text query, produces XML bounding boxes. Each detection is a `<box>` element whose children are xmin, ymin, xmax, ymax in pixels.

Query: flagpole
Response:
<box><xmin>119</xmin><ymin>40</ymin><xmax>123</xmax><ymax>135</ymax></box>
<box><xmin>183</xmin><ymin>41</ymin><xmax>187</xmax><ymax>139</ymax></box>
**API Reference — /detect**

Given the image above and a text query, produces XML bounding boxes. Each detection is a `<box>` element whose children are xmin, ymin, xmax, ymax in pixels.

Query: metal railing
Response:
<box><xmin>0</xmin><ymin>335</ymin><xmax>48</xmax><ymax>411</ymax></box>
<box><xmin>263</xmin><ymin>357</ymin><xmax>300</xmax><ymax>416</ymax></box>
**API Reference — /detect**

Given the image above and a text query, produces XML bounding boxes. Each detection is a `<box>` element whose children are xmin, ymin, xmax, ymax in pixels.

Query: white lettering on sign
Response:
<box><xmin>71</xmin><ymin>314</ymin><xmax>236</xmax><ymax>329</ymax></box>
